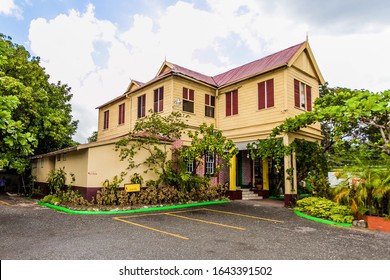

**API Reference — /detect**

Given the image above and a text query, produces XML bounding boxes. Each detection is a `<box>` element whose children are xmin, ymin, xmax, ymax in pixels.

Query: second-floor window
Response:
<box><xmin>154</xmin><ymin>87</ymin><xmax>164</xmax><ymax>112</ymax></box>
<box><xmin>294</xmin><ymin>79</ymin><xmax>312</xmax><ymax>111</ymax></box>
<box><xmin>258</xmin><ymin>79</ymin><xmax>274</xmax><ymax>109</ymax></box>
<box><xmin>103</xmin><ymin>110</ymin><xmax>109</xmax><ymax>129</ymax></box>
<box><xmin>137</xmin><ymin>94</ymin><xmax>146</xmax><ymax>118</ymax></box>
<box><xmin>205</xmin><ymin>94</ymin><xmax>215</xmax><ymax>117</ymax></box>
<box><xmin>182</xmin><ymin>87</ymin><xmax>194</xmax><ymax>113</ymax></box>
<box><xmin>226</xmin><ymin>89</ymin><xmax>238</xmax><ymax>116</ymax></box>
<box><xmin>118</xmin><ymin>103</ymin><xmax>125</xmax><ymax>125</ymax></box>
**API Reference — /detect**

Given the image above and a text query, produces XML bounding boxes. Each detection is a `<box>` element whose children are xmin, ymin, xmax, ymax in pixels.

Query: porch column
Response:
<box><xmin>283</xmin><ymin>135</ymin><xmax>297</xmax><ymax>206</ymax></box>
<box><xmin>262</xmin><ymin>159</ymin><xmax>269</xmax><ymax>198</ymax></box>
<box><xmin>229</xmin><ymin>153</ymin><xmax>237</xmax><ymax>191</ymax></box>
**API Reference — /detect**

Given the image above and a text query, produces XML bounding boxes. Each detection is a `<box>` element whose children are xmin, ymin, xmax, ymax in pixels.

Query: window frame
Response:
<box><xmin>258</xmin><ymin>79</ymin><xmax>274</xmax><ymax>110</ymax></box>
<box><xmin>294</xmin><ymin>79</ymin><xmax>312</xmax><ymax>111</ymax></box>
<box><xmin>182</xmin><ymin>87</ymin><xmax>195</xmax><ymax>113</ymax></box>
<box><xmin>118</xmin><ymin>103</ymin><xmax>125</xmax><ymax>125</ymax></box>
<box><xmin>103</xmin><ymin>110</ymin><xmax>109</xmax><ymax>130</ymax></box>
<box><xmin>154</xmin><ymin>87</ymin><xmax>164</xmax><ymax>113</ymax></box>
<box><xmin>226</xmin><ymin>89</ymin><xmax>238</xmax><ymax>116</ymax></box>
<box><xmin>137</xmin><ymin>94</ymin><xmax>146</xmax><ymax>118</ymax></box>
<box><xmin>205</xmin><ymin>94</ymin><xmax>215</xmax><ymax>118</ymax></box>
<box><xmin>205</xmin><ymin>151</ymin><xmax>215</xmax><ymax>175</ymax></box>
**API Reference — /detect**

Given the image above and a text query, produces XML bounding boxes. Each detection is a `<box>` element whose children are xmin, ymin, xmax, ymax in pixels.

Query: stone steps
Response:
<box><xmin>238</xmin><ymin>187</ymin><xmax>263</xmax><ymax>200</ymax></box>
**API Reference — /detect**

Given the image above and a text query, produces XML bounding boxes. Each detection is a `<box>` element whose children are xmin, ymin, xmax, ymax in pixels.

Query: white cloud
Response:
<box><xmin>0</xmin><ymin>0</ymin><xmax>22</xmax><ymax>19</ymax></box>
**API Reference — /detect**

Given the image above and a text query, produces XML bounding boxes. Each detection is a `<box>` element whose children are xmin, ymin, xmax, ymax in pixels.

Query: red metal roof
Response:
<box><xmin>169</xmin><ymin>63</ymin><xmax>218</xmax><ymax>86</ymax></box>
<box><xmin>162</xmin><ymin>42</ymin><xmax>305</xmax><ymax>87</ymax></box>
<box><xmin>213</xmin><ymin>42</ymin><xmax>305</xmax><ymax>86</ymax></box>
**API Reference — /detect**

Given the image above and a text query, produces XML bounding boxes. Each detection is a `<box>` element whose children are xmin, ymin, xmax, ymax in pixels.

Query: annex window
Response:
<box><xmin>294</xmin><ymin>79</ymin><xmax>312</xmax><ymax>111</ymax></box>
<box><xmin>205</xmin><ymin>94</ymin><xmax>215</xmax><ymax>117</ymax></box>
<box><xmin>118</xmin><ymin>103</ymin><xmax>125</xmax><ymax>125</ymax></box>
<box><xmin>258</xmin><ymin>79</ymin><xmax>274</xmax><ymax>109</ymax></box>
<box><xmin>182</xmin><ymin>87</ymin><xmax>195</xmax><ymax>113</ymax></box>
<box><xmin>137</xmin><ymin>94</ymin><xmax>146</xmax><ymax>118</ymax></box>
<box><xmin>103</xmin><ymin>110</ymin><xmax>109</xmax><ymax>129</ymax></box>
<box><xmin>187</xmin><ymin>160</ymin><xmax>195</xmax><ymax>174</ymax></box>
<box><xmin>226</xmin><ymin>89</ymin><xmax>238</xmax><ymax>116</ymax></box>
<box><xmin>40</xmin><ymin>158</ymin><xmax>44</xmax><ymax>168</ymax></box>
<box><xmin>154</xmin><ymin>87</ymin><xmax>164</xmax><ymax>112</ymax></box>
<box><xmin>56</xmin><ymin>155</ymin><xmax>61</xmax><ymax>162</ymax></box>
<box><xmin>205</xmin><ymin>152</ymin><xmax>215</xmax><ymax>175</ymax></box>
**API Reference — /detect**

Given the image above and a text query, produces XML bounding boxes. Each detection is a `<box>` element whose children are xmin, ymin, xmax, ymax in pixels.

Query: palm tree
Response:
<box><xmin>332</xmin><ymin>157</ymin><xmax>390</xmax><ymax>216</ymax></box>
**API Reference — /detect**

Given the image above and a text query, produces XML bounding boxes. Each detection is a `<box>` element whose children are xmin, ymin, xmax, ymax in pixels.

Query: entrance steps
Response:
<box><xmin>237</xmin><ymin>187</ymin><xmax>263</xmax><ymax>200</ymax></box>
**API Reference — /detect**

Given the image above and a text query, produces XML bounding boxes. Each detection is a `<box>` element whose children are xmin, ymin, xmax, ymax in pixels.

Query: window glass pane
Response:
<box><xmin>183</xmin><ymin>100</ymin><xmax>194</xmax><ymax>113</ymax></box>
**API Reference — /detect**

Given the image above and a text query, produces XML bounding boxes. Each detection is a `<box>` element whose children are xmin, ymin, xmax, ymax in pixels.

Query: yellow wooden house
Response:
<box><xmin>32</xmin><ymin>39</ymin><xmax>324</xmax><ymax>204</ymax></box>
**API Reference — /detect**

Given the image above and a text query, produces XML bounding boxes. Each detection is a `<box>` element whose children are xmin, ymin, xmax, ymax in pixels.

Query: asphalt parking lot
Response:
<box><xmin>1</xmin><ymin>194</ymin><xmax>389</xmax><ymax>260</ymax></box>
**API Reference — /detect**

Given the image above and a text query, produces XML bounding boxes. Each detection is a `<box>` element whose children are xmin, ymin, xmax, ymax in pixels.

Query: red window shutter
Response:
<box><xmin>119</xmin><ymin>104</ymin><xmax>125</xmax><ymax>124</ymax></box>
<box><xmin>154</xmin><ymin>89</ymin><xmax>158</xmax><ymax>112</ymax></box>
<box><xmin>142</xmin><ymin>95</ymin><xmax>145</xmax><ymax>117</ymax></box>
<box><xmin>189</xmin><ymin>89</ymin><xmax>194</xmax><ymax>101</ymax></box>
<box><xmin>183</xmin><ymin>87</ymin><xmax>188</xmax><ymax>99</ymax></box>
<box><xmin>159</xmin><ymin>87</ymin><xmax>164</xmax><ymax>112</ymax></box>
<box><xmin>294</xmin><ymin>79</ymin><xmax>300</xmax><ymax>107</ymax></box>
<box><xmin>267</xmin><ymin>79</ymin><xmax>274</xmax><ymax>108</ymax></box>
<box><xmin>306</xmin><ymin>86</ymin><xmax>312</xmax><ymax>111</ymax></box>
<box><xmin>226</xmin><ymin>92</ymin><xmax>231</xmax><ymax>116</ymax></box>
<box><xmin>232</xmin><ymin>90</ymin><xmax>238</xmax><ymax>115</ymax></box>
<box><xmin>103</xmin><ymin>110</ymin><xmax>109</xmax><ymax>129</ymax></box>
<box><xmin>210</xmin><ymin>96</ymin><xmax>215</xmax><ymax>106</ymax></box>
<box><xmin>258</xmin><ymin>81</ymin><xmax>265</xmax><ymax>109</ymax></box>
<box><xmin>205</xmin><ymin>94</ymin><xmax>209</xmax><ymax>105</ymax></box>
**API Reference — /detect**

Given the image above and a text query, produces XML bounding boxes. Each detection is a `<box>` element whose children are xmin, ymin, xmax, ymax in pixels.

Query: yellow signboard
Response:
<box><xmin>124</xmin><ymin>183</ymin><xmax>141</xmax><ymax>193</ymax></box>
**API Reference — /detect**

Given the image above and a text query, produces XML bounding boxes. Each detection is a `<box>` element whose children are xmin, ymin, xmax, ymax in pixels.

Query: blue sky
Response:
<box><xmin>1</xmin><ymin>0</ymin><xmax>390</xmax><ymax>143</ymax></box>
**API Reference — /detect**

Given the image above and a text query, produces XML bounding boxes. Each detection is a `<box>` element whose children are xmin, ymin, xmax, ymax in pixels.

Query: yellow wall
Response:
<box><xmin>98</xmin><ymin>96</ymin><xmax>130</xmax><ymax>141</ymax></box>
<box><xmin>217</xmin><ymin>69</ymin><xmax>288</xmax><ymax>142</ymax></box>
<box><xmin>87</xmin><ymin>142</ymin><xmax>168</xmax><ymax>188</ymax></box>
<box><xmin>32</xmin><ymin>157</ymin><xmax>56</xmax><ymax>183</ymax></box>
<box><xmin>172</xmin><ymin>76</ymin><xmax>216</xmax><ymax>128</ymax></box>
<box><xmin>54</xmin><ymin>150</ymin><xmax>89</xmax><ymax>187</ymax></box>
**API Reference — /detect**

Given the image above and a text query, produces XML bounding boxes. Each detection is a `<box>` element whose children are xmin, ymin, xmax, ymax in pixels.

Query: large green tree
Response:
<box><xmin>271</xmin><ymin>85</ymin><xmax>390</xmax><ymax>157</ymax></box>
<box><xmin>0</xmin><ymin>34</ymin><xmax>78</xmax><ymax>172</ymax></box>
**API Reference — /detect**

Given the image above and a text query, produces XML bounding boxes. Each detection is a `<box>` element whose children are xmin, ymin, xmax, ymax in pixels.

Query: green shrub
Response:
<box><xmin>50</xmin><ymin>197</ymin><xmax>62</xmax><ymax>205</ymax></box>
<box><xmin>295</xmin><ymin>197</ymin><xmax>354</xmax><ymax>224</ymax></box>
<box><xmin>42</xmin><ymin>195</ymin><xmax>53</xmax><ymax>203</ymax></box>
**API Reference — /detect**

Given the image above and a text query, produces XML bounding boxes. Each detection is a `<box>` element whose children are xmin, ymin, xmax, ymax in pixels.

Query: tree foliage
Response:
<box><xmin>115</xmin><ymin>110</ymin><xmax>189</xmax><ymax>178</ymax></box>
<box><xmin>271</xmin><ymin>84</ymin><xmax>390</xmax><ymax>156</ymax></box>
<box><xmin>0</xmin><ymin>34</ymin><xmax>78</xmax><ymax>172</ymax></box>
<box><xmin>181</xmin><ymin>123</ymin><xmax>238</xmax><ymax>176</ymax></box>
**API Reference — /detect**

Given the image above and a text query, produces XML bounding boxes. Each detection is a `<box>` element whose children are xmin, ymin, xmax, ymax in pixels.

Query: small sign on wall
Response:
<box><xmin>124</xmin><ymin>183</ymin><xmax>140</xmax><ymax>192</ymax></box>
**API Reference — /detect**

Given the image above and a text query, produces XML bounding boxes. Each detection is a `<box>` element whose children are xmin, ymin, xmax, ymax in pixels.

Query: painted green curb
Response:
<box><xmin>293</xmin><ymin>209</ymin><xmax>352</xmax><ymax>227</ymax></box>
<box><xmin>38</xmin><ymin>200</ymin><xmax>230</xmax><ymax>215</ymax></box>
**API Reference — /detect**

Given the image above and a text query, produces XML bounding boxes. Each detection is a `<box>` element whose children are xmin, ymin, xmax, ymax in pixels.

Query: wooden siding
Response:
<box><xmin>172</xmin><ymin>76</ymin><xmax>216</xmax><ymax>128</ymax></box>
<box><xmin>286</xmin><ymin>66</ymin><xmax>321</xmax><ymax>139</ymax></box>
<box><xmin>129</xmin><ymin>77</ymin><xmax>174</xmax><ymax>129</ymax></box>
<box><xmin>98</xmin><ymin>96</ymin><xmax>130</xmax><ymax>141</ymax></box>
<box><xmin>217</xmin><ymin>70</ymin><xmax>287</xmax><ymax>142</ymax></box>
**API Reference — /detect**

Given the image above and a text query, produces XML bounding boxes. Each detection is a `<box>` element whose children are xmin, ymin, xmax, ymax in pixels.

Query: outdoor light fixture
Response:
<box><xmin>174</xmin><ymin>98</ymin><xmax>182</xmax><ymax>106</ymax></box>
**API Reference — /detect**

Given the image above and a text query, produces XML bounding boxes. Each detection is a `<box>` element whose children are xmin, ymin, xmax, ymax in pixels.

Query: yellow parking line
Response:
<box><xmin>165</xmin><ymin>213</ymin><xmax>246</xmax><ymax>231</ymax></box>
<box><xmin>202</xmin><ymin>208</ymin><xmax>284</xmax><ymax>223</ymax></box>
<box><xmin>0</xmin><ymin>200</ymin><xmax>12</xmax><ymax>206</ymax></box>
<box><xmin>114</xmin><ymin>208</ymin><xmax>205</xmax><ymax>220</ymax></box>
<box><xmin>114</xmin><ymin>217</ymin><xmax>189</xmax><ymax>240</ymax></box>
